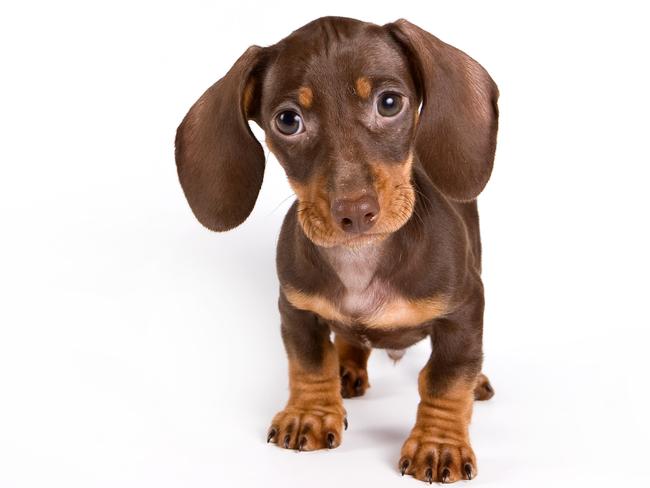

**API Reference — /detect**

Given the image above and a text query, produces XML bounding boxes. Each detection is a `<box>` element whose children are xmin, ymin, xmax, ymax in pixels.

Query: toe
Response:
<box><xmin>399</xmin><ymin>457</ymin><xmax>410</xmax><ymax>476</ymax></box>
<box><xmin>474</xmin><ymin>373</ymin><xmax>495</xmax><ymax>401</ymax></box>
<box><xmin>399</xmin><ymin>435</ymin><xmax>477</xmax><ymax>483</ymax></box>
<box><xmin>266</xmin><ymin>426</ymin><xmax>277</xmax><ymax>443</ymax></box>
<box><xmin>268</xmin><ymin>407</ymin><xmax>345</xmax><ymax>451</ymax></box>
<box><xmin>339</xmin><ymin>363</ymin><xmax>369</xmax><ymax>398</ymax></box>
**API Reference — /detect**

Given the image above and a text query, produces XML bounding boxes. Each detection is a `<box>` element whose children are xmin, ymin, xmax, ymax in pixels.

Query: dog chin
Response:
<box><xmin>339</xmin><ymin>232</ymin><xmax>389</xmax><ymax>249</ymax></box>
<box><xmin>303</xmin><ymin>228</ymin><xmax>389</xmax><ymax>249</ymax></box>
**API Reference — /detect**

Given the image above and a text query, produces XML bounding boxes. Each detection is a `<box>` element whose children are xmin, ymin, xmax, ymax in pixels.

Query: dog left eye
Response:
<box><xmin>275</xmin><ymin>110</ymin><xmax>304</xmax><ymax>135</ymax></box>
<box><xmin>377</xmin><ymin>93</ymin><xmax>403</xmax><ymax>117</ymax></box>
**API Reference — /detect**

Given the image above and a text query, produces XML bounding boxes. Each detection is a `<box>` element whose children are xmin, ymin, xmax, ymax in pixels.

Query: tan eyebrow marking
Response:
<box><xmin>298</xmin><ymin>86</ymin><xmax>313</xmax><ymax>109</ymax></box>
<box><xmin>355</xmin><ymin>76</ymin><xmax>372</xmax><ymax>99</ymax></box>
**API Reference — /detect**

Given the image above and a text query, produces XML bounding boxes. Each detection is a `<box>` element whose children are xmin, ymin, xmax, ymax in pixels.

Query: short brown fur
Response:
<box><xmin>175</xmin><ymin>16</ymin><xmax>499</xmax><ymax>484</ymax></box>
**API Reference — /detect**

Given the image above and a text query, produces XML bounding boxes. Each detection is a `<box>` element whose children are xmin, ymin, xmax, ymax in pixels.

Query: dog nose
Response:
<box><xmin>331</xmin><ymin>194</ymin><xmax>380</xmax><ymax>234</ymax></box>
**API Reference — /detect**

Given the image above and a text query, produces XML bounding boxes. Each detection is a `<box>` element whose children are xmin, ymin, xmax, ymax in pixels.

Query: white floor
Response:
<box><xmin>1</xmin><ymin>200</ymin><xmax>648</xmax><ymax>487</ymax></box>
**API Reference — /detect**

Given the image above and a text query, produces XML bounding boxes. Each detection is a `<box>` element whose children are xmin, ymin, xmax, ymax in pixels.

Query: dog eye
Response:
<box><xmin>275</xmin><ymin>110</ymin><xmax>304</xmax><ymax>135</ymax></box>
<box><xmin>377</xmin><ymin>93</ymin><xmax>403</xmax><ymax>117</ymax></box>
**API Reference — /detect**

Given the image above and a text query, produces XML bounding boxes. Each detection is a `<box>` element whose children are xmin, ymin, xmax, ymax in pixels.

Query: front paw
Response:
<box><xmin>399</xmin><ymin>432</ymin><xmax>477</xmax><ymax>483</ymax></box>
<box><xmin>267</xmin><ymin>405</ymin><xmax>347</xmax><ymax>451</ymax></box>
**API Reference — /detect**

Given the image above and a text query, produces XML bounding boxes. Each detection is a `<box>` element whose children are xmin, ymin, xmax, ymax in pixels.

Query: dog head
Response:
<box><xmin>175</xmin><ymin>17</ymin><xmax>498</xmax><ymax>247</ymax></box>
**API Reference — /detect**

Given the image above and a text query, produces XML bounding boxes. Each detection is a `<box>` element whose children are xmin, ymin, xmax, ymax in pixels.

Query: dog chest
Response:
<box><xmin>324</xmin><ymin>244</ymin><xmax>386</xmax><ymax>317</ymax></box>
<box><xmin>283</xmin><ymin>243</ymin><xmax>448</xmax><ymax>330</ymax></box>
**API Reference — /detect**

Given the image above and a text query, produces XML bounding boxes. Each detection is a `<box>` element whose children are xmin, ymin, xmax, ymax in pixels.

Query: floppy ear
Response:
<box><xmin>175</xmin><ymin>46</ymin><xmax>267</xmax><ymax>231</ymax></box>
<box><xmin>386</xmin><ymin>19</ymin><xmax>499</xmax><ymax>201</ymax></box>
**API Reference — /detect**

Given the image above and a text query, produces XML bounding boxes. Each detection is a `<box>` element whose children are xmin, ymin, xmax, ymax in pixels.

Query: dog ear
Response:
<box><xmin>386</xmin><ymin>19</ymin><xmax>499</xmax><ymax>201</ymax></box>
<box><xmin>175</xmin><ymin>46</ymin><xmax>267</xmax><ymax>231</ymax></box>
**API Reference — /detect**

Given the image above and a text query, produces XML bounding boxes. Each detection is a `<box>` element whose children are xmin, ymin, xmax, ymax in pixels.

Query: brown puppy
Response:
<box><xmin>175</xmin><ymin>16</ymin><xmax>498</xmax><ymax>483</ymax></box>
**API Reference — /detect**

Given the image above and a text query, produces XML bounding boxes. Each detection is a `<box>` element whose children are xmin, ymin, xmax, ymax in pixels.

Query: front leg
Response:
<box><xmin>267</xmin><ymin>293</ymin><xmax>346</xmax><ymax>451</ymax></box>
<box><xmin>399</xmin><ymin>294</ymin><xmax>484</xmax><ymax>483</ymax></box>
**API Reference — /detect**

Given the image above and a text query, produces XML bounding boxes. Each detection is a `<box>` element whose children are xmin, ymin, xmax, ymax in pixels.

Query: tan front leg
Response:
<box><xmin>399</xmin><ymin>368</ymin><xmax>478</xmax><ymax>483</ymax></box>
<box><xmin>268</xmin><ymin>295</ymin><xmax>346</xmax><ymax>451</ymax></box>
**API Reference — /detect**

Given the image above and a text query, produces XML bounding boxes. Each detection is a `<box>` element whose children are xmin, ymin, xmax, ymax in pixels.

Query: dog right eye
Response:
<box><xmin>275</xmin><ymin>110</ymin><xmax>304</xmax><ymax>135</ymax></box>
<box><xmin>377</xmin><ymin>92</ymin><xmax>403</xmax><ymax>117</ymax></box>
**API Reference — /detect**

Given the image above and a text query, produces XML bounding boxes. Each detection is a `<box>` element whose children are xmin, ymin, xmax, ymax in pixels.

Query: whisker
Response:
<box><xmin>413</xmin><ymin>186</ymin><xmax>434</xmax><ymax>212</ymax></box>
<box><xmin>267</xmin><ymin>193</ymin><xmax>297</xmax><ymax>216</ymax></box>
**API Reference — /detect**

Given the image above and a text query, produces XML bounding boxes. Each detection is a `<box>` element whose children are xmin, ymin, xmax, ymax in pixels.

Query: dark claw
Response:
<box><xmin>425</xmin><ymin>467</ymin><xmax>433</xmax><ymax>484</ymax></box>
<box><xmin>267</xmin><ymin>428</ymin><xmax>276</xmax><ymax>443</ymax></box>
<box><xmin>354</xmin><ymin>378</ymin><xmax>362</xmax><ymax>392</ymax></box>
<box><xmin>340</xmin><ymin>375</ymin><xmax>349</xmax><ymax>396</ymax></box>
<box><xmin>283</xmin><ymin>434</ymin><xmax>291</xmax><ymax>449</ymax></box>
<box><xmin>298</xmin><ymin>436</ymin><xmax>307</xmax><ymax>451</ymax></box>
<box><xmin>464</xmin><ymin>463</ymin><xmax>473</xmax><ymax>480</ymax></box>
<box><xmin>327</xmin><ymin>432</ymin><xmax>335</xmax><ymax>449</ymax></box>
<box><xmin>441</xmin><ymin>467</ymin><xmax>450</xmax><ymax>483</ymax></box>
<box><xmin>484</xmin><ymin>382</ymin><xmax>494</xmax><ymax>394</ymax></box>
<box><xmin>343</xmin><ymin>417</ymin><xmax>348</xmax><ymax>430</ymax></box>
<box><xmin>400</xmin><ymin>458</ymin><xmax>410</xmax><ymax>476</ymax></box>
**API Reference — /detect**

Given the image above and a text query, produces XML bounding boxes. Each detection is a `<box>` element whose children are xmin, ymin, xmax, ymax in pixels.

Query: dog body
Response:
<box><xmin>176</xmin><ymin>17</ymin><xmax>498</xmax><ymax>483</ymax></box>
<box><xmin>278</xmin><ymin>168</ymin><xmax>480</xmax><ymax>350</ymax></box>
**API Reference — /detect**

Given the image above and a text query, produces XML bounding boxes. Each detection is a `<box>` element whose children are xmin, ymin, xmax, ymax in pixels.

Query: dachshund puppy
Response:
<box><xmin>175</xmin><ymin>16</ymin><xmax>498</xmax><ymax>483</ymax></box>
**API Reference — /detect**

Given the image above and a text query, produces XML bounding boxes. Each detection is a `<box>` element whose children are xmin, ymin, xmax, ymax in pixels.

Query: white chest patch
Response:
<box><xmin>322</xmin><ymin>243</ymin><xmax>390</xmax><ymax>317</ymax></box>
<box><xmin>284</xmin><ymin>242</ymin><xmax>448</xmax><ymax>330</ymax></box>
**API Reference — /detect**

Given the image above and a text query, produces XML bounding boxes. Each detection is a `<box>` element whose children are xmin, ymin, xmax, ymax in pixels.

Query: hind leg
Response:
<box><xmin>335</xmin><ymin>335</ymin><xmax>371</xmax><ymax>398</ymax></box>
<box><xmin>473</xmin><ymin>373</ymin><xmax>495</xmax><ymax>401</ymax></box>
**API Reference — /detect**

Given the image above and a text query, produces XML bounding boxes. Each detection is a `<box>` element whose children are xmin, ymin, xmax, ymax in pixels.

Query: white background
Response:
<box><xmin>1</xmin><ymin>1</ymin><xmax>649</xmax><ymax>487</ymax></box>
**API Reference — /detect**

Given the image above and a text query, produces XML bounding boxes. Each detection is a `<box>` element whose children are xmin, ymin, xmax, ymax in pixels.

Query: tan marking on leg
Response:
<box><xmin>335</xmin><ymin>335</ymin><xmax>371</xmax><ymax>398</ymax></box>
<box><xmin>268</xmin><ymin>338</ymin><xmax>346</xmax><ymax>451</ymax></box>
<box><xmin>355</xmin><ymin>76</ymin><xmax>372</xmax><ymax>99</ymax></box>
<box><xmin>298</xmin><ymin>86</ymin><xmax>313</xmax><ymax>109</ymax></box>
<box><xmin>399</xmin><ymin>372</ymin><xmax>479</xmax><ymax>482</ymax></box>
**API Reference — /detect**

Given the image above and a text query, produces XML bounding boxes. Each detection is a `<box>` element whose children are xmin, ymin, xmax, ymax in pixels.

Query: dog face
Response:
<box><xmin>175</xmin><ymin>17</ymin><xmax>498</xmax><ymax>244</ymax></box>
<box><xmin>261</xmin><ymin>21</ymin><xmax>418</xmax><ymax>247</ymax></box>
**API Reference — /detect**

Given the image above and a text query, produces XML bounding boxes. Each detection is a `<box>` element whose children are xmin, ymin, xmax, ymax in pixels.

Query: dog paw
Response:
<box><xmin>267</xmin><ymin>405</ymin><xmax>347</xmax><ymax>451</ymax></box>
<box><xmin>399</xmin><ymin>434</ymin><xmax>477</xmax><ymax>483</ymax></box>
<box><xmin>473</xmin><ymin>373</ymin><xmax>495</xmax><ymax>401</ymax></box>
<box><xmin>339</xmin><ymin>361</ymin><xmax>369</xmax><ymax>398</ymax></box>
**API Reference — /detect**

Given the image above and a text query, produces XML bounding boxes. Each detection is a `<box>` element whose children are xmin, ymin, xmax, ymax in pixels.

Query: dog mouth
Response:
<box><xmin>295</xmin><ymin>183</ymin><xmax>415</xmax><ymax>248</ymax></box>
<box><xmin>290</xmin><ymin>155</ymin><xmax>416</xmax><ymax>248</ymax></box>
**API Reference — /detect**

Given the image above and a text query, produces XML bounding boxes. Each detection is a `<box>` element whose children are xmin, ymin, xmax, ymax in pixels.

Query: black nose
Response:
<box><xmin>331</xmin><ymin>194</ymin><xmax>380</xmax><ymax>234</ymax></box>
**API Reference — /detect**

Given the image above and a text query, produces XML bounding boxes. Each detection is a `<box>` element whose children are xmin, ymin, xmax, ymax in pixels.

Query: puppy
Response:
<box><xmin>175</xmin><ymin>16</ymin><xmax>498</xmax><ymax>484</ymax></box>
